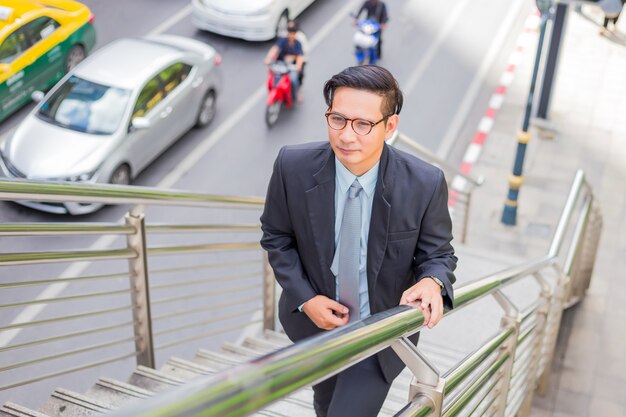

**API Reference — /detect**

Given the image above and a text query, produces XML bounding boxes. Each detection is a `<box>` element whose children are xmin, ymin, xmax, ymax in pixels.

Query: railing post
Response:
<box><xmin>392</xmin><ymin>337</ymin><xmax>443</xmax><ymax>415</ymax></box>
<box><xmin>517</xmin><ymin>272</ymin><xmax>552</xmax><ymax>416</ymax></box>
<box><xmin>536</xmin><ymin>265</ymin><xmax>569</xmax><ymax>395</ymax></box>
<box><xmin>126</xmin><ymin>208</ymin><xmax>155</xmax><ymax>368</ymax></box>
<box><xmin>262</xmin><ymin>251</ymin><xmax>276</xmax><ymax>331</ymax></box>
<box><xmin>461</xmin><ymin>189</ymin><xmax>472</xmax><ymax>244</ymax></box>
<box><xmin>573</xmin><ymin>203</ymin><xmax>603</xmax><ymax>302</ymax></box>
<box><xmin>491</xmin><ymin>290</ymin><xmax>521</xmax><ymax>417</ymax></box>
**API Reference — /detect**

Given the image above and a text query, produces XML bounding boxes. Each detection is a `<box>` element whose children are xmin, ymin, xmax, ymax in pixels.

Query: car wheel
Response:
<box><xmin>110</xmin><ymin>164</ymin><xmax>131</xmax><ymax>185</ymax></box>
<box><xmin>65</xmin><ymin>44</ymin><xmax>86</xmax><ymax>71</ymax></box>
<box><xmin>275</xmin><ymin>11</ymin><xmax>288</xmax><ymax>38</ymax></box>
<box><xmin>196</xmin><ymin>90</ymin><xmax>216</xmax><ymax>128</ymax></box>
<box><xmin>265</xmin><ymin>102</ymin><xmax>281</xmax><ymax>127</ymax></box>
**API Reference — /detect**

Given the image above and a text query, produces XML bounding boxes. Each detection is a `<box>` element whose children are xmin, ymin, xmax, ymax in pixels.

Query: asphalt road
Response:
<box><xmin>0</xmin><ymin>0</ymin><xmax>530</xmax><ymax>408</ymax></box>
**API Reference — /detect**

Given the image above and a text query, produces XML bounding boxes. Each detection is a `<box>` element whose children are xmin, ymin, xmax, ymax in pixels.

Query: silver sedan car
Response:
<box><xmin>0</xmin><ymin>34</ymin><xmax>222</xmax><ymax>215</ymax></box>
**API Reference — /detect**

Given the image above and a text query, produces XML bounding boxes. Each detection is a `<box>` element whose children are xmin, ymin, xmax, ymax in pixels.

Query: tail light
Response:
<box><xmin>214</xmin><ymin>53</ymin><xmax>222</xmax><ymax>66</ymax></box>
<box><xmin>89</xmin><ymin>13</ymin><xmax>95</xmax><ymax>24</ymax></box>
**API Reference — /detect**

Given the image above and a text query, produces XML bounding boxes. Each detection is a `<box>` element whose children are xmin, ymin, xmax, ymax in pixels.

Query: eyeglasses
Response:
<box><xmin>325</xmin><ymin>112</ymin><xmax>390</xmax><ymax>136</ymax></box>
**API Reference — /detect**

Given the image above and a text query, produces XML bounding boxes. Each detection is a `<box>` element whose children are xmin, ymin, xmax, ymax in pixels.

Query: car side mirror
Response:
<box><xmin>31</xmin><ymin>91</ymin><xmax>45</xmax><ymax>103</ymax></box>
<box><xmin>131</xmin><ymin>117</ymin><xmax>151</xmax><ymax>130</ymax></box>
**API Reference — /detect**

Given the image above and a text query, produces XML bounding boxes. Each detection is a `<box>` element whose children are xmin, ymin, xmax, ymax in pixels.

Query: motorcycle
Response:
<box><xmin>353</xmin><ymin>19</ymin><xmax>381</xmax><ymax>65</ymax></box>
<box><xmin>265</xmin><ymin>61</ymin><xmax>296</xmax><ymax>127</ymax></box>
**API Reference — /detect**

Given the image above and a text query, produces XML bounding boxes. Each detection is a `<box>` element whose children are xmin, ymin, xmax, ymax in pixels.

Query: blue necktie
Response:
<box><xmin>338</xmin><ymin>179</ymin><xmax>363</xmax><ymax>322</ymax></box>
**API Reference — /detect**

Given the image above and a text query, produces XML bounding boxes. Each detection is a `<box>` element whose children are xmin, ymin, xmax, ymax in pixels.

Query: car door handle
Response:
<box><xmin>192</xmin><ymin>77</ymin><xmax>203</xmax><ymax>88</ymax></box>
<box><xmin>160</xmin><ymin>107</ymin><xmax>172</xmax><ymax>118</ymax></box>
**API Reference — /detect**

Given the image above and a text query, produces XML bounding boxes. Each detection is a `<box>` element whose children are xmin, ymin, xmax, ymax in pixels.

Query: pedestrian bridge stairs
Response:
<box><xmin>0</xmin><ymin>244</ymin><xmax>528</xmax><ymax>417</ymax></box>
<box><xmin>0</xmin><ymin>329</ymin><xmax>466</xmax><ymax>417</ymax></box>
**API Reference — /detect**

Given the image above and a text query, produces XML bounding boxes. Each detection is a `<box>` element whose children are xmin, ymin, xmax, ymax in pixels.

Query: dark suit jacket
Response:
<box><xmin>260</xmin><ymin>141</ymin><xmax>457</xmax><ymax>383</ymax></box>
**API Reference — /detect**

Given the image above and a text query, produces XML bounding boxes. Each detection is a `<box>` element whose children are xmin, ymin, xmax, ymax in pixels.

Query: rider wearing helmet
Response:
<box><xmin>353</xmin><ymin>0</ymin><xmax>389</xmax><ymax>59</ymax></box>
<box><xmin>264</xmin><ymin>22</ymin><xmax>305</xmax><ymax>102</ymax></box>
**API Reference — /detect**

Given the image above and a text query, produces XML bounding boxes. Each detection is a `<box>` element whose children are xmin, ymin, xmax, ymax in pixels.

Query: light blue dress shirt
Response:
<box><xmin>330</xmin><ymin>158</ymin><xmax>379</xmax><ymax>319</ymax></box>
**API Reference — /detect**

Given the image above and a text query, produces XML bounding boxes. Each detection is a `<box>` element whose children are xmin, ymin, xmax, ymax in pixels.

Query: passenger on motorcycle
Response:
<box><xmin>264</xmin><ymin>23</ymin><xmax>305</xmax><ymax>102</ymax></box>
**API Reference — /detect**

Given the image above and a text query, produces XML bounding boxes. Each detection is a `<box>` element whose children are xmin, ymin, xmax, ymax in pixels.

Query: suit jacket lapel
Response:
<box><xmin>305</xmin><ymin>147</ymin><xmax>336</xmax><ymax>294</ymax></box>
<box><xmin>368</xmin><ymin>144</ymin><xmax>393</xmax><ymax>308</ymax></box>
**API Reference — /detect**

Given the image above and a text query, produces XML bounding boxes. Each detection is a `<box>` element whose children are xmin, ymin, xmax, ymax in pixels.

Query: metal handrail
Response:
<box><xmin>0</xmin><ymin>248</ymin><xmax>136</xmax><ymax>266</ymax></box>
<box><xmin>0</xmin><ymin>178</ymin><xmax>270</xmax><ymax>398</ymax></box>
<box><xmin>106</xmin><ymin>169</ymin><xmax>599</xmax><ymax>417</ymax></box>
<box><xmin>388</xmin><ymin>131</ymin><xmax>484</xmax><ymax>243</ymax></box>
<box><xmin>0</xmin><ymin>320</ymin><xmax>135</xmax><ymax>353</ymax></box>
<box><xmin>0</xmin><ymin>305</ymin><xmax>134</xmax><ymax>331</ymax></box>
<box><xmin>0</xmin><ymin>223</ymin><xmax>135</xmax><ymax>236</ymax></box>
<box><xmin>388</xmin><ymin>132</ymin><xmax>484</xmax><ymax>186</ymax></box>
<box><xmin>0</xmin><ymin>271</ymin><xmax>129</xmax><ymax>288</ymax></box>
<box><xmin>0</xmin><ymin>178</ymin><xmax>264</xmax><ymax>207</ymax></box>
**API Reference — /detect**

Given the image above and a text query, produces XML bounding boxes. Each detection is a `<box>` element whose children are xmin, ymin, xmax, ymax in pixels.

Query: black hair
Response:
<box><xmin>323</xmin><ymin>65</ymin><xmax>403</xmax><ymax>116</ymax></box>
<box><xmin>287</xmin><ymin>20</ymin><xmax>299</xmax><ymax>32</ymax></box>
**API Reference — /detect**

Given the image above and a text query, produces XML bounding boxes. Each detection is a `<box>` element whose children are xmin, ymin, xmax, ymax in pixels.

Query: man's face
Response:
<box><xmin>328</xmin><ymin>87</ymin><xmax>398</xmax><ymax>176</ymax></box>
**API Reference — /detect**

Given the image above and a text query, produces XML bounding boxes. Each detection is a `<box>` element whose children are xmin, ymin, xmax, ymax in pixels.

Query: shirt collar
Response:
<box><xmin>335</xmin><ymin>158</ymin><xmax>379</xmax><ymax>198</ymax></box>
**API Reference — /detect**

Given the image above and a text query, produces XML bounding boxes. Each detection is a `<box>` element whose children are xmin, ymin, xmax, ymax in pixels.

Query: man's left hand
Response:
<box><xmin>399</xmin><ymin>278</ymin><xmax>443</xmax><ymax>329</ymax></box>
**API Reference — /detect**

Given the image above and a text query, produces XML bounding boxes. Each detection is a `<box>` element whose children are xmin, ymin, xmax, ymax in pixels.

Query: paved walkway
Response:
<box><xmin>464</xmin><ymin>5</ymin><xmax>626</xmax><ymax>416</ymax></box>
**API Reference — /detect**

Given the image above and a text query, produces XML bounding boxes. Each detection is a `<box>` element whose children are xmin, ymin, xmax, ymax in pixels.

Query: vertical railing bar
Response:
<box><xmin>263</xmin><ymin>251</ymin><xmax>276</xmax><ymax>332</ymax></box>
<box><xmin>126</xmin><ymin>209</ymin><xmax>155</xmax><ymax>369</ymax></box>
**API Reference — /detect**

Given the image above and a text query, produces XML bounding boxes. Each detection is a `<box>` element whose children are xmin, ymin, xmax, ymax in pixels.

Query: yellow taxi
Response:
<box><xmin>0</xmin><ymin>0</ymin><xmax>95</xmax><ymax>122</ymax></box>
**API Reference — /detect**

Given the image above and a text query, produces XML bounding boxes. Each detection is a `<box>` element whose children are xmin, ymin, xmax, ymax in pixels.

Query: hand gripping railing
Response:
<box><xmin>104</xmin><ymin>169</ymin><xmax>601</xmax><ymax>417</ymax></box>
<box><xmin>388</xmin><ymin>132</ymin><xmax>484</xmax><ymax>243</ymax></box>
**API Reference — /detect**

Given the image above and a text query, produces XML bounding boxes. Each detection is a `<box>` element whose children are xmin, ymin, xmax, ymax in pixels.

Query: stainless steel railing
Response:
<box><xmin>0</xmin><ymin>134</ymin><xmax>476</xmax><ymax>399</ymax></box>
<box><xmin>0</xmin><ymin>180</ymin><xmax>265</xmax><ymax>394</ymax></box>
<box><xmin>388</xmin><ymin>132</ymin><xmax>484</xmax><ymax>243</ymax></box>
<box><xmin>104</xmin><ymin>169</ymin><xmax>601</xmax><ymax>417</ymax></box>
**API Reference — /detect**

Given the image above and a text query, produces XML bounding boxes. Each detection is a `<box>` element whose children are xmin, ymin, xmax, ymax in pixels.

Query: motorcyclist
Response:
<box><xmin>353</xmin><ymin>0</ymin><xmax>388</xmax><ymax>59</ymax></box>
<box><xmin>288</xmin><ymin>20</ymin><xmax>309</xmax><ymax>88</ymax></box>
<box><xmin>264</xmin><ymin>22</ymin><xmax>305</xmax><ymax>102</ymax></box>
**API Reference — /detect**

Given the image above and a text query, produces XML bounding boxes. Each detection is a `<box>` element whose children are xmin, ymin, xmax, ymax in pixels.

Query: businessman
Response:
<box><xmin>260</xmin><ymin>65</ymin><xmax>457</xmax><ymax>417</ymax></box>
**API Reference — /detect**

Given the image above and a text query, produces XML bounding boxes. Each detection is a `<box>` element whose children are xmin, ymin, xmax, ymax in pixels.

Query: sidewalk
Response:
<box><xmin>463</xmin><ymin>6</ymin><xmax>626</xmax><ymax>417</ymax></box>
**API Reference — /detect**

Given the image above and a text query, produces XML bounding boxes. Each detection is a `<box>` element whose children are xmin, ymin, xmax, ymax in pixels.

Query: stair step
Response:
<box><xmin>127</xmin><ymin>366</ymin><xmax>185</xmax><ymax>393</ymax></box>
<box><xmin>160</xmin><ymin>357</ymin><xmax>217</xmax><ymax>380</ymax></box>
<box><xmin>0</xmin><ymin>403</ymin><xmax>50</xmax><ymax>417</ymax></box>
<box><xmin>221</xmin><ymin>342</ymin><xmax>263</xmax><ymax>358</ymax></box>
<box><xmin>242</xmin><ymin>336</ymin><xmax>287</xmax><ymax>353</ymax></box>
<box><xmin>39</xmin><ymin>388</ymin><xmax>112</xmax><ymax>417</ymax></box>
<box><xmin>85</xmin><ymin>378</ymin><xmax>153</xmax><ymax>408</ymax></box>
<box><xmin>262</xmin><ymin>330</ymin><xmax>292</xmax><ymax>345</ymax></box>
<box><xmin>194</xmin><ymin>348</ymin><xmax>246</xmax><ymax>369</ymax></box>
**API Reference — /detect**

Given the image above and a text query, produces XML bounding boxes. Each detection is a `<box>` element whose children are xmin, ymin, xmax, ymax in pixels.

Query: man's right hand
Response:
<box><xmin>302</xmin><ymin>295</ymin><xmax>350</xmax><ymax>330</ymax></box>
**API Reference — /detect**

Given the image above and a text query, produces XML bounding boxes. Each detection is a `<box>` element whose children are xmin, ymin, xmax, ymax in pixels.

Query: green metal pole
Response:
<box><xmin>502</xmin><ymin>12</ymin><xmax>549</xmax><ymax>225</ymax></box>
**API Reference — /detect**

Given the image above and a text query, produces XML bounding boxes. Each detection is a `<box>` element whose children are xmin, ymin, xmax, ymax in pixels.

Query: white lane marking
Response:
<box><xmin>0</xmin><ymin>242</ymin><xmax>115</xmax><ymax>347</ymax></box>
<box><xmin>0</xmin><ymin>2</ymin><xmax>193</xmax><ymax>348</ymax></box>
<box><xmin>148</xmin><ymin>5</ymin><xmax>193</xmax><ymax>36</ymax></box>
<box><xmin>510</xmin><ymin>50</ymin><xmax>524</xmax><ymax>66</ymax></box>
<box><xmin>463</xmin><ymin>143</ymin><xmax>483</xmax><ymax>165</ymax></box>
<box><xmin>0</xmin><ymin>0</ymin><xmax>363</xmax><ymax>348</ymax></box>
<box><xmin>478</xmin><ymin>117</ymin><xmax>494</xmax><ymax>134</ymax></box>
<box><xmin>500</xmin><ymin>71</ymin><xmax>515</xmax><ymax>86</ymax></box>
<box><xmin>451</xmin><ymin>176</ymin><xmax>468</xmax><ymax>192</ymax></box>
<box><xmin>402</xmin><ymin>0</ymin><xmax>472</xmax><ymax>95</ymax></box>
<box><xmin>158</xmin><ymin>0</ymin><xmax>363</xmax><ymax>188</ymax></box>
<box><xmin>489</xmin><ymin>94</ymin><xmax>505</xmax><ymax>110</ymax></box>
<box><xmin>436</xmin><ymin>0</ymin><xmax>528</xmax><ymax>158</ymax></box>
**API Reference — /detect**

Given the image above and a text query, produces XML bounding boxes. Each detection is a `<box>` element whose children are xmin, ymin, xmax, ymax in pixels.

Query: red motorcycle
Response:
<box><xmin>265</xmin><ymin>61</ymin><xmax>295</xmax><ymax>127</ymax></box>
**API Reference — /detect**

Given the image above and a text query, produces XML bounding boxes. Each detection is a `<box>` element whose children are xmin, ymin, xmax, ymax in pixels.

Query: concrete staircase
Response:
<box><xmin>0</xmin><ymin>330</ymin><xmax>415</xmax><ymax>417</ymax></box>
<box><xmin>0</xmin><ymin>244</ymin><xmax>530</xmax><ymax>417</ymax></box>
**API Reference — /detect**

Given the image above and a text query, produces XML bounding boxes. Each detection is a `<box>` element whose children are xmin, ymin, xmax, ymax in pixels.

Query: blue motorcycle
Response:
<box><xmin>353</xmin><ymin>19</ymin><xmax>381</xmax><ymax>65</ymax></box>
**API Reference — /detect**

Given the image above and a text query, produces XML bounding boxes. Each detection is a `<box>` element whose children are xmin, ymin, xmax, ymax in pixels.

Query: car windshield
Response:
<box><xmin>37</xmin><ymin>76</ymin><xmax>131</xmax><ymax>135</ymax></box>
